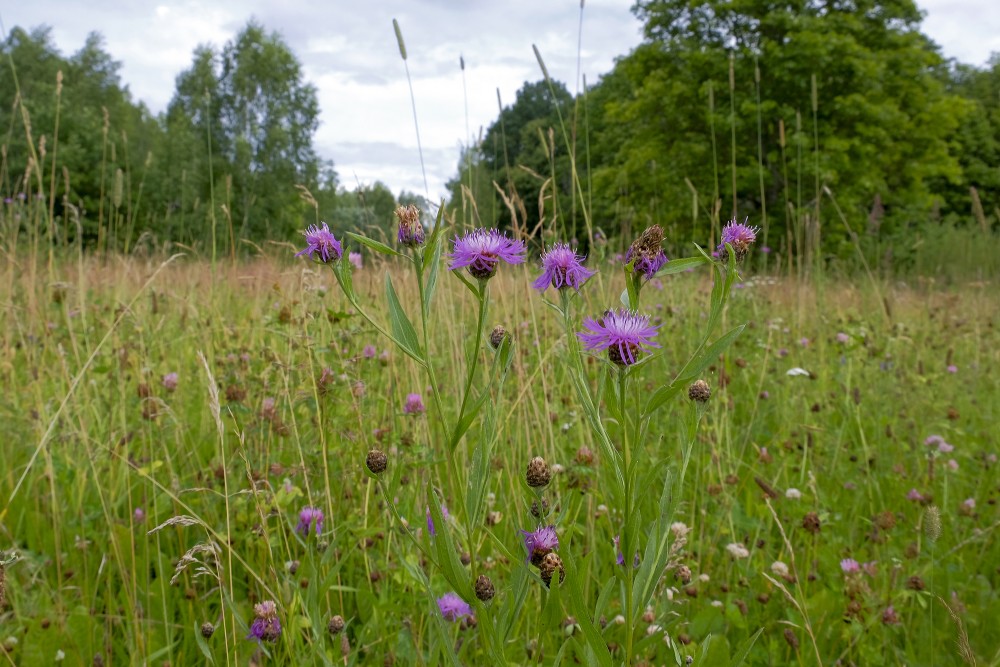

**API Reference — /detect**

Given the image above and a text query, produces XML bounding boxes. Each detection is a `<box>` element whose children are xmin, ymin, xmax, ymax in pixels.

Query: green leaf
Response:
<box><xmin>422</xmin><ymin>225</ymin><xmax>445</xmax><ymax>319</ymax></box>
<box><xmin>344</xmin><ymin>231</ymin><xmax>402</xmax><ymax>257</ymax></box>
<box><xmin>384</xmin><ymin>272</ymin><xmax>424</xmax><ymax>363</ymax></box>
<box><xmin>653</xmin><ymin>255</ymin><xmax>710</xmax><ymax>277</ymax></box>
<box><xmin>560</xmin><ymin>550</ymin><xmax>613</xmax><ymax>667</ymax></box>
<box><xmin>728</xmin><ymin>628</ymin><xmax>764</xmax><ymax>667</ymax></box>
<box><xmin>450</xmin><ymin>388</ymin><xmax>490</xmax><ymax>448</ymax></box>
<box><xmin>427</xmin><ymin>493</ymin><xmax>472</xmax><ymax>600</ymax></box>
<box><xmin>680</xmin><ymin>323</ymin><xmax>746</xmax><ymax>381</ymax></box>
<box><xmin>423</xmin><ymin>201</ymin><xmax>447</xmax><ymax>266</ymax></box>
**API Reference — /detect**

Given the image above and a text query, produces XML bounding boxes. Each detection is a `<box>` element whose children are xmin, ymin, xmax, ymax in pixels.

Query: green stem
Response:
<box><xmin>619</xmin><ymin>369</ymin><xmax>635</xmax><ymax>667</ymax></box>
<box><xmin>453</xmin><ymin>281</ymin><xmax>488</xmax><ymax>447</ymax></box>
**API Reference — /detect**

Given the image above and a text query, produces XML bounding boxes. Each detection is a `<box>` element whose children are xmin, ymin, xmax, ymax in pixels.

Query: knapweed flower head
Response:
<box><xmin>296</xmin><ymin>506</ymin><xmax>324</xmax><ymax>537</ymax></box>
<box><xmin>349</xmin><ymin>252</ymin><xmax>363</xmax><ymax>270</ymax></box>
<box><xmin>161</xmin><ymin>372</ymin><xmax>178</xmax><ymax>392</ymax></box>
<box><xmin>296</xmin><ymin>222</ymin><xmax>343</xmax><ymax>263</ymax></box>
<box><xmin>625</xmin><ymin>225</ymin><xmax>668</xmax><ymax>279</ymax></box>
<box><xmin>362</xmin><ymin>344</ymin><xmax>377</xmax><ymax>359</ymax></box>
<box><xmin>403</xmin><ymin>393</ymin><xmax>425</xmax><ymax>415</ymax></box>
<box><xmin>532</xmin><ymin>242</ymin><xmax>596</xmax><ymax>292</ymax></box>
<box><xmin>395</xmin><ymin>204</ymin><xmax>425</xmax><ymax>247</ymax></box>
<box><xmin>449</xmin><ymin>228</ymin><xmax>526</xmax><ymax>280</ymax></box>
<box><xmin>521</xmin><ymin>525</ymin><xmax>558</xmax><ymax>565</ymax></box>
<box><xmin>717</xmin><ymin>218</ymin><xmax>759</xmax><ymax>262</ymax></box>
<box><xmin>840</xmin><ymin>558</ymin><xmax>861</xmax><ymax>574</ymax></box>
<box><xmin>437</xmin><ymin>592</ymin><xmax>472</xmax><ymax>621</ymax></box>
<box><xmin>577</xmin><ymin>309</ymin><xmax>661</xmax><ymax>366</ymax></box>
<box><xmin>248</xmin><ymin>600</ymin><xmax>281</xmax><ymax>643</ymax></box>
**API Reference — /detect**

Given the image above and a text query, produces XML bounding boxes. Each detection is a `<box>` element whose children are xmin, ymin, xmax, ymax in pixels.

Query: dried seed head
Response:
<box><xmin>539</xmin><ymin>553</ymin><xmax>565</xmax><ymax>588</ymax></box>
<box><xmin>366</xmin><ymin>449</ymin><xmax>388</xmax><ymax>475</ymax></box>
<box><xmin>474</xmin><ymin>575</ymin><xmax>495</xmax><ymax>602</ymax></box>
<box><xmin>530</xmin><ymin>497</ymin><xmax>549</xmax><ymax>519</ymax></box>
<box><xmin>675</xmin><ymin>565</ymin><xmax>692</xmax><ymax>584</ymax></box>
<box><xmin>526</xmin><ymin>457</ymin><xmax>551</xmax><ymax>488</ymax></box>
<box><xmin>489</xmin><ymin>325</ymin><xmax>510</xmax><ymax>350</ymax></box>
<box><xmin>802</xmin><ymin>511</ymin><xmax>821</xmax><ymax>534</ymax></box>
<box><xmin>328</xmin><ymin>615</ymin><xmax>345</xmax><ymax>635</ymax></box>
<box><xmin>783</xmin><ymin>628</ymin><xmax>799</xmax><ymax>649</ymax></box>
<box><xmin>688</xmin><ymin>380</ymin><xmax>711</xmax><ymax>403</ymax></box>
<box><xmin>200</xmin><ymin>622</ymin><xmax>215</xmax><ymax>639</ymax></box>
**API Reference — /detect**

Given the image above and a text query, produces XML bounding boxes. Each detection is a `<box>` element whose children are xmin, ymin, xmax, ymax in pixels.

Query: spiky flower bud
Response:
<box><xmin>200</xmin><ymin>622</ymin><xmax>215</xmax><ymax>639</ymax></box>
<box><xmin>688</xmin><ymin>380</ymin><xmax>711</xmax><ymax>403</ymax></box>
<box><xmin>328</xmin><ymin>615</ymin><xmax>345</xmax><ymax>635</ymax></box>
<box><xmin>923</xmin><ymin>506</ymin><xmax>942</xmax><ymax>543</ymax></box>
<box><xmin>526</xmin><ymin>457</ymin><xmax>551</xmax><ymax>488</ymax></box>
<box><xmin>475</xmin><ymin>575</ymin><xmax>495</xmax><ymax>602</ymax></box>
<box><xmin>539</xmin><ymin>552</ymin><xmax>565</xmax><ymax>588</ymax></box>
<box><xmin>530</xmin><ymin>497</ymin><xmax>549</xmax><ymax>519</ymax></box>
<box><xmin>366</xmin><ymin>449</ymin><xmax>388</xmax><ymax>475</ymax></box>
<box><xmin>489</xmin><ymin>325</ymin><xmax>510</xmax><ymax>350</ymax></box>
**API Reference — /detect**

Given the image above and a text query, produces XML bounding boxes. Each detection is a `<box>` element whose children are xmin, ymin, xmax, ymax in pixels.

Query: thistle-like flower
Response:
<box><xmin>403</xmin><ymin>393</ymin><xmax>425</xmax><ymax>415</ymax></box>
<box><xmin>520</xmin><ymin>525</ymin><xmax>559</xmax><ymax>566</ymax></box>
<box><xmin>296</xmin><ymin>222</ymin><xmax>343</xmax><ymax>263</ymax></box>
<box><xmin>577</xmin><ymin>309</ymin><xmax>661</xmax><ymax>366</ymax></box>
<box><xmin>449</xmin><ymin>228</ymin><xmax>526</xmax><ymax>280</ymax></box>
<box><xmin>532</xmin><ymin>242</ymin><xmax>596</xmax><ymax>292</ymax></box>
<box><xmin>296</xmin><ymin>506</ymin><xmax>324</xmax><ymax>537</ymax></box>
<box><xmin>395</xmin><ymin>204</ymin><xmax>425</xmax><ymax>247</ymax></box>
<box><xmin>248</xmin><ymin>600</ymin><xmax>281</xmax><ymax>643</ymax></box>
<box><xmin>717</xmin><ymin>219</ymin><xmax>759</xmax><ymax>262</ymax></box>
<box><xmin>625</xmin><ymin>225</ymin><xmax>668</xmax><ymax>279</ymax></box>
<box><xmin>437</xmin><ymin>592</ymin><xmax>472</xmax><ymax>621</ymax></box>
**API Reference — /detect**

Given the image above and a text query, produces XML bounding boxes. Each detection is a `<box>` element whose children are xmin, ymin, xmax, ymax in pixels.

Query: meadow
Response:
<box><xmin>1</xmin><ymin>222</ymin><xmax>998</xmax><ymax>666</ymax></box>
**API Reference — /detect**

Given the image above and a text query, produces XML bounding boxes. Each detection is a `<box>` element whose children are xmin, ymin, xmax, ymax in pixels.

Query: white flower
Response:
<box><xmin>786</xmin><ymin>367</ymin><xmax>811</xmax><ymax>377</ymax></box>
<box><xmin>771</xmin><ymin>561</ymin><xmax>790</xmax><ymax>578</ymax></box>
<box><xmin>55</xmin><ymin>651</ymin><xmax>66</xmax><ymax>662</ymax></box>
<box><xmin>785</xmin><ymin>488</ymin><xmax>802</xmax><ymax>500</ymax></box>
<box><xmin>698</xmin><ymin>573</ymin><xmax>711</xmax><ymax>583</ymax></box>
<box><xmin>725</xmin><ymin>542</ymin><xmax>750</xmax><ymax>559</ymax></box>
<box><xmin>647</xmin><ymin>624</ymin><xmax>663</xmax><ymax>635</ymax></box>
<box><xmin>551</xmin><ymin>463</ymin><xmax>565</xmax><ymax>475</ymax></box>
<box><xmin>613</xmin><ymin>615</ymin><xmax>626</xmax><ymax>625</ymax></box>
<box><xmin>710</xmin><ymin>600</ymin><xmax>724</xmax><ymax>608</ymax></box>
<box><xmin>670</xmin><ymin>522</ymin><xmax>691</xmax><ymax>538</ymax></box>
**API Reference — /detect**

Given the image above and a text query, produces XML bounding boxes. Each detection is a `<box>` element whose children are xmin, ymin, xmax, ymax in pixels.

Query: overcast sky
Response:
<box><xmin>3</xmin><ymin>0</ymin><xmax>998</xmax><ymax>201</ymax></box>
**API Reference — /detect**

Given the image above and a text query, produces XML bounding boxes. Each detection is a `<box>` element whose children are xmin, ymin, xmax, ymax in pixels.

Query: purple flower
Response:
<box><xmin>296</xmin><ymin>222</ymin><xmax>343</xmax><ymax>263</ymax></box>
<box><xmin>437</xmin><ymin>592</ymin><xmax>472</xmax><ymax>621</ymax></box>
<box><xmin>906</xmin><ymin>488</ymin><xmax>924</xmax><ymax>502</ymax></box>
<box><xmin>520</xmin><ymin>525</ymin><xmax>559</xmax><ymax>563</ymax></box>
<box><xmin>760</xmin><ymin>246</ymin><xmax>771</xmax><ymax>254</ymax></box>
<box><xmin>946</xmin><ymin>364</ymin><xmax>958</xmax><ymax>374</ymax></box>
<box><xmin>426</xmin><ymin>504</ymin><xmax>450</xmax><ymax>537</ymax></box>
<box><xmin>296</xmin><ymin>506</ymin><xmax>324</xmax><ymax>536</ymax></box>
<box><xmin>836</xmin><ymin>332</ymin><xmax>849</xmax><ymax>344</ymax></box>
<box><xmin>403</xmin><ymin>393</ymin><xmax>425</xmax><ymax>415</ymax></box>
<box><xmin>799</xmin><ymin>337</ymin><xmax>810</xmax><ymax>347</ymax></box>
<box><xmin>362</xmin><ymin>344</ymin><xmax>377</xmax><ymax>359</ymax></box>
<box><xmin>624</xmin><ymin>245</ymin><xmax>668</xmax><ymax>279</ymax></box>
<box><xmin>133</xmin><ymin>507</ymin><xmax>146</xmax><ymax>523</ymax></box>
<box><xmin>161</xmin><ymin>372</ymin><xmax>178</xmax><ymax>392</ymax></box>
<box><xmin>532</xmin><ymin>242</ymin><xmax>596</xmax><ymax>292</ymax></box>
<box><xmin>840</xmin><ymin>558</ymin><xmax>861</xmax><ymax>574</ymax></box>
<box><xmin>349</xmin><ymin>252</ymin><xmax>363</xmax><ymax>270</ymax></box>
<box><xmin>448</xmin><ymin>228</ymin><xmax>526</xmax><ymax>280</ymax></box>
<box><xmin>613</xmin><ymin>535</ymin><xmax>640</xmax><ymax>568</ymax></box>
<box><xmin>717</xmin><ymin>219</ymin><xmax>759</xmax><ymax>261</ymax></box>
<box><xmin>248</xmin><ymin>600</ymin><xmax>281</xmax><ymax>643</ymax></box>
<box><xmin>395</xmin><ymin>204</ymin><xmax>425</xmax><ymax>247</ymax></box>
<box><xmin>577</xmin><ymin>309</ymin><xmax>661</xmax><ymax>366</ymax></box>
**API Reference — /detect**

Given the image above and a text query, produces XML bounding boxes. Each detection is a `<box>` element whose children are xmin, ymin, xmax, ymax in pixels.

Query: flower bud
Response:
<box><xmin>366</xmin><ymin>449</ymin><xmax>388</xmax><ymax>475</ymax></box>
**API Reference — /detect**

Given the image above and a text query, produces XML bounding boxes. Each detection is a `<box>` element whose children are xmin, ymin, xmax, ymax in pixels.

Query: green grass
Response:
<box><xmin>0</xmin><ymin>246</ymin><xmax>997</xmax><ymax>666</ymax></box>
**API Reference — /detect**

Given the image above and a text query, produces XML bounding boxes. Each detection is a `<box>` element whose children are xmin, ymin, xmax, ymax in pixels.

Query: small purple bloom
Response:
<box><xmin>403</xmin><ymin>393</ymin><xmax>425</xmax><ymax>415</ymax></box>
<box><xmin>437</xmin><ymin>592</ymin><xmax>472</xmax><ymax>621</ymax></box>
<box><xmin>836</xmin><ymin>332</ymin><xmax>849</xmax><ymax>344</ymax></box>
<box><xmin>133</xmin><ymin>507</ymin><xmax>146</xmax><ymax>523</ymax></box>
<box><xmin>946</xmin><ymin>364</ymin><xmax>958</xmax><ymax>374</ymax></box>
<box><xmin>362</xmin><ymin>344</ymin><xmax>377</xmax><ymax>359</ymax></box>
<box><xmin>760</xmin><ymin>246</ymin><xmax>771</xmax><ymax>254</ymax></box>
<box><xmin>395</xmin><ymin>204</ymin><xmax>425</xmax><ymax>247</ymax></box>
<box><xmin>840</xmin><ymin>558</ymin><xmax>861</xmax><ymax>574</ymax></box>
<box><xmin>426</xmin><ymin>504</ymin><xmax>450</xmax><ymax>537</ymax></box>
<box><xmin>624</xmin><ymin>246</ymin><xmax>668</xmax><ymax>280</ymax></box>
<box><xmin>613</xmin><ymin>535</ymin><xmax>640</xmax><ymax>568</ymax></box>
<box><xmin>799</xmin><ymin>337</ymin><xmax>810</xmax><ymax>347</ymax></box>
<box><xmin>248</xmin><ymin>600</ymin><xmax>281</xmax><ymax>643</ymax></box>
<box><xmin>161</xmin><ymin>372</ymin><xmax>178</xmax><ymax>392</ymax></box>
<box><xmin>349</xmin><ymin>252</ymin><xmax>363</xmax><ymax>270</ymax></box>
<box><xmin>532</xmin><ymin>242</ymin><xmax>596</xmax><ymax>292</ymax></box>
<box><xmin>717</xmin><ymin>219</ymin><xmax>759</xmax><ymax>261</ymax></box>
<box><xmin>577</xmin><ymin>309</ymin><xmax>661</xmax><ymax>366</ymax></box>
<box><xmin>448</xmin><ymin>228</ymin><xmax>526</xmax><ymax>280</ymax></box>
<box><xmin>906</xmin><ymin>488</ymin><xmax>924</xmax><ymax>502</ymax></box>
<box><xmin>520</xmin><ymin>525</ymin><xmax>559</xmax><ymax>562</ymax></box>
<box><xmin>296</xmin><ymin>506</ymin><xmax>324</xmax><ymax>536</ymax></box>
<box><xmin>296</xmin><ymin>222</ymin><xmax>343</xmax><ymax>263</ymax></box>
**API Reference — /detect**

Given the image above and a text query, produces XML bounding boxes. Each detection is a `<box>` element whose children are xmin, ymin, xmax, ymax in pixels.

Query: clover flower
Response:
<box><xmin>449</xmin><ymin>228</ymin><xmax>526</xmax><ymax>280</ymax></box>
<box><xmin>577</xmin><ymin>309</ymin><xmax>661</xmax><ymax>366</ymax></box>
<box><xmin>403</xmin><ymin>393</ymin><xmax>425</xmax><ymax>415</ymax></box>
<box><xmin>532</xmin><ymin>242</ymin><xmax>596</xmax><ymax>292</ymax></box>
<box><xmin>296</xmin><ymin>222</ymin><xmax>343</xmax><ymax>263</ymax></box>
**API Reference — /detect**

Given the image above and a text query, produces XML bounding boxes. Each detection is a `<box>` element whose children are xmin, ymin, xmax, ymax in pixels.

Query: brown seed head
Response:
<box><xmin>688</xmin><ymin>380</ymin><xmax>711</xmax><ymax>403</ymax></box>
<box><xmin>366</xmin><ymin>449</ymin><xmax>388</xmax><ymax>475</ymax></box>
<box><xmin>475</xmin><ymin>574</ymin><xmax>495</xmax><ymax>602</ymax></box>
<box><xmin>200</xmin><ymin>622</ymin><xmax>215</xmax><ymax>639</ymax></box>
<box><xmin>489</xmin><ymin>325</ymin><xmax>510</xmax><ymax>350</ymax></box>
<box><xmin>328</xmin><ymin>615</ymin><xmax>345</xmax><ymax>635</ymax></box>
<box><xmin>526</xmin><ymin>456</ymin><xmax>551</xmax><ymax>488</ymax></box>
<box><xmin>539</xmin><ymin>552</ymin><xmax>565</xmax><ymax>587</ymax></box>
<box><xmin>802</xmin><ymin>511</ymin><xmax>821</xmax><ymax>534</ymax></box>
